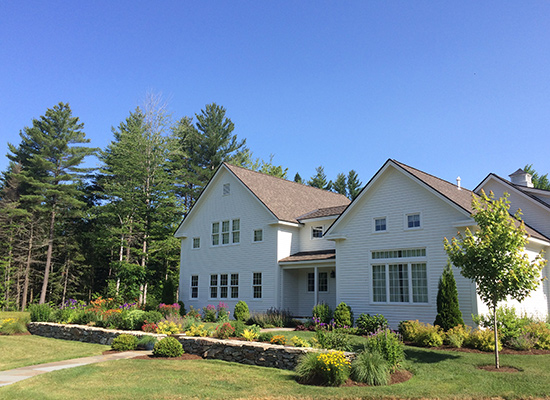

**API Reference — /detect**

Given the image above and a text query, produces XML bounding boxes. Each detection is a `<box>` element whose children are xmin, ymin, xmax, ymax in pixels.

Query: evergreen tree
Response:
<box><xmin>347</xmin><ymin>170</ymin><xmax>362</xmax><ymax>200</ymax></box>
<box><xmin>7</xmin><ymin>103</ymin><xmax>96</xmax><ymax>304</ymax></box>
<box><xmin>434</xmin><ymin>262</ymin><xmax>464</xmax><ymax>330</ymax></box>
<box><xmin>308</xmin><ymin>166</ymin><xmax>332</xmax><ymax>190</ymax></box>
<box><xmin>294</xmin><ymin>172</ymin><xmax>303</xmax><ymax>184</ymax></box>
<box><xmin>524</xmin><ymin>164</ymin><xmax>550</xmax><ymax>190</ymax></box>
<box><xmin>333</xmin><ymin>173</ymin><xmax>347</xmax><ymax>196</ymax></box>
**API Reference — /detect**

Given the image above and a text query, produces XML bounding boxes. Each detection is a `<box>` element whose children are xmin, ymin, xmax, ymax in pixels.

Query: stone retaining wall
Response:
<box><xmin>27</xmin><ymin>322</ymin><xmax>353</xmax><ymax>370</ymax></box>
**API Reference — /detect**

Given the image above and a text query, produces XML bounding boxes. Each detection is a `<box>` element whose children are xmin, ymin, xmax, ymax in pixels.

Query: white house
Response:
<box><xmin>175</xmin><ymin>160</ymin><xmax>550</xmax><ymax>327</ymax></box>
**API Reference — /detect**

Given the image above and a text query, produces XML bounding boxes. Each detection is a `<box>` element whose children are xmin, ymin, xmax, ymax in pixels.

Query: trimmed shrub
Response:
<box><xmin>29</xmin><ymin>304</ymin><xmax>52</xmax><ymax>322</ymax></box>
<box><xmin>215</xmin><ymin>322</ymin><xmax>235</xmax><ymax>339</ymax></box>
<box><xmin>312</xmin><ymin>303</ymin><xmax>332</xmax><ymax>324</ymax></box>
<box><xmin>417</xmin><ymin>325</ymin><xmax>444</xmax><ymax>347</ymax></box>
<box><xmin>445</xmin><ymin>325</ymin><xmax>471</xmax><ymax>348</ymax></box>
<box><xmin>316</xmin><ymin>329</ymin><xmax>350</xmax><ymax>351</ymax></box>
<box><xmin>333</xmin><ymin>302</ymin><xmax>353</xmax><ymax>327</ymax></box>
<box><xmin>233</xmin><ymin>300</ymin><xmax>250</xmax><ymax>322</ymax></box>
<box><xmin>153</xmin><ymin>336</ymin><xmax>184</xmax><ymax>357</ymax></box>
<box><xmin>351</xmin><ymin>350</ymin><xmax>390</xmax><ymax>386</ymax></box>
<box><xmin>364</xmin><ymin>329</ymin><xmax>404</xmax><ymax>372</ymax></box>
<box><xmin>111</xmin><ymin>334</ymin><xmax>138</xmax><ymax>351</ymax></box>
<box><xmin>295</xmin><ymin>350</ymin><xmax>351</xmax><ymax>386</ymax></box>
<box><xmin>357</xmin><ymin>313</ymin><xmax>388</xmax><ymax>335</ymax></box>
<box><xmin>258</xmin><ymin>332</ymin><xmax>274</xmax><ymax>342</ymax></box>
<box><xmin>466</xmin><ymin>328</ymin><xmax>502</xmax><ymax>352</ymax></box>
<box><xmin>434</xmin><ymin>263</ymin><xmax>464</xmax><ymax>331</ymax></box>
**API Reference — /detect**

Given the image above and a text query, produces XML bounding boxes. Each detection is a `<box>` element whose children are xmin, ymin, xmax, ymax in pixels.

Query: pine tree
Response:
<box><xmin>434</xmin><ymin>262</ymin><xmax>464</xmax><ymax>330</ymax></box>
<box><xmin>347</xmin><ymin>170</ymin><xmax>362</xmax><ymax>200</ymax></box>
<box><xmin>333</xmin><ymin>173</ymin><xmax>347</xmax><ymax>196</ymax></box>
<box><xmin>7</xmin><ymin>103</ymin><xmax>96</xmax><ymax>304</ymax></box>
<box><xmin>308</xmin><ymin>166</ymin><xmax>332</xmax><ymax>190</ymax></box>
<box><xmin>294</xmin><ymin>172</ymin><xmax>303</xmax><ymax>184</ymax></box>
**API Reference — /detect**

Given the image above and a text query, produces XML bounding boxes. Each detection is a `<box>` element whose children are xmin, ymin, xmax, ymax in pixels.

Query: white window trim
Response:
<box><xmin>311</xmin><ymin>225</ymin><xmax>324</xmax><ymax>240</ymax></box>
<box><xmin>373</xmin><ymin>216</ymin><xmax>387</xmax><ymax>233</ymax></box>
<box><xmin>253</xmin><ymin>229</ymin><xmax>264</xmax><ymax>243</ymax></box>
<box><xmin>370</xmin><ymin>261</ymin><xmax>429</xmax><ymax>304</ymax></box>
<box><xmin>404</xmin><ymin>212</ymin><xmax>422</xmax><ymax>230</ymax></box>
<box><xmin>192</xmin><ymin>237</ymin><xmax>201</xmax><ymax>249</ymax></box>
<box><xmin>190</xmin><ymin>275</ymin><xmax>199</xmax><ymax>300</ymax></box>
<box><xmin>252</xmin><ymin>272</ymin><xmax>263</xmax><ymax>300</ymax></box>
<box><xmin>211</xmin><ymin>218</ymin><xmax>241</xmax><ymax>247</ymax></box>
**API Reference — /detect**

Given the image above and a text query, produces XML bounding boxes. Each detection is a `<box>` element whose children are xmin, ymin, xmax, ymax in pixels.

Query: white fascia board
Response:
<box><xmin>279</xmin><ymin>260</ymin><xmax>335</xmax><ymax>267</ymax></box>
<box><xmin>528</xmin><ymin>236</ymin><xmax>550</xmax><ymax>247</ymax></box>
<box><xmin>324</xmin><ymin>234</ymin><xmax>347</xmax><ymax>241</ymax></box>
<box><xmin>175</xmin><ymin>232</ymin><xmax>188</xmax><ymax>239</ymax></box>
<box><xmin>269</xmin><ymin>220</ymin><xmax>302</xmax><ymax>228</ymax></box>
<box><xmin>298</xmin><ymin>216</ymin><xmax>338</xmax><ymax>224</ymax></box>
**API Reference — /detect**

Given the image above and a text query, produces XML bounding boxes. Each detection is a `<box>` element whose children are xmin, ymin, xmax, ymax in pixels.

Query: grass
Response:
<box><xmin>1</xmin><ymin>343</ymin><xmax>549</xmax><ymax>399</ymax></box>
<box><xmin>0</xmin><ymin>336</ymin><xmax>109</xmax><ymax>371</ymax></box>
<box><xmin>0</xmin><ymin>311</ymin><xmax>30</xmax><ymax>320</ymax></box>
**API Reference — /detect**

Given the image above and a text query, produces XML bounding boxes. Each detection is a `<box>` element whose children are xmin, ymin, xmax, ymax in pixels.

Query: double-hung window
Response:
<box><xmin>253</xmin><ymin>272</ymin><xmax>262</xmax><ymax>298</ymax></box>
<box><xmin>220</xmin><ymin>274</ymin><xmax>228</xmax><ymax>298</ymax></box>
<box><xmin>212</xmin><ymin>219</ymin><xmax>240</xmax><ymax>246</ymax></box>
<box><xmin>406</xmin><ymin>213</ymin><xmax>421</xmax><ymax>229</ymax></box>
<box><xmin>374</xmin><ymin>217</ymin><xmax>387</xmax><ymax>232</ymax></box>
<box><xmin>371</xmin><ymin>248</ymin><xmax>428</xmax><ymax>303</ymax></box>
<box><xmin>307</xmin><ymin>272</ymin><xmax>328</xmax><ymax>292</ymax></box>
<box><xmin>190</xmin><ymin>275</ymin><xmax>199</xmax><ymax>299</ymax></box>
<box><xmin>253</xmin><ymin>229</ymin><xmax>263</xmax><ymax>242</ymax></box>
<box><xmin>192</xmin><ymin>237</ymin><xmax>201</xmax><ymax>249</ymax></box>
<box><xmin>210</xmin><ymin>274</ymin><xmax>218</xmax><ymax>298</ymax></box>
<box><xmin>231</xmin><ymin>273</ymin><xmax>239</xmax><ymax>298</ymax></box>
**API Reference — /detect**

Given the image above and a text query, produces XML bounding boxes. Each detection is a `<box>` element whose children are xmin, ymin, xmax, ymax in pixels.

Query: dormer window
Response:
<box><xmin>312</xmin><ymin>226</ymin><xmax>323</xmax><ymax>239</ymax></box>
<box><xmin>223</xmin><ymin>183</ymin><xmax>230</xmax><ymax>196</ymax></box>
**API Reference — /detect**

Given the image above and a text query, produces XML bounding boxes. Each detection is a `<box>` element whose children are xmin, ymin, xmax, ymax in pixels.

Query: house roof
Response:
<box><xmin>392</xmin><ymin>160</ymin><xmax>549</xmax><ymax>242</ymax></box>
<box><xmin>224</xmin><ymin>163</ymin><xmax>350</xmax><ymax>224</ymax></box>
<box><xmin>297</xmin><ymin>205</ymin><xmax>349</xmax><ymax>221</ymax></box>
<box><xmin>279</xmin><ymin>249</ymin><xmax>336</xmax><ymax>263</ymax></box>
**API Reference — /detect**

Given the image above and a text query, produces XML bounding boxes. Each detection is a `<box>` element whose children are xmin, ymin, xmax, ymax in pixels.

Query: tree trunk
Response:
<box><xmin>21</xmin><ymin>223</ymin><xmax>34</xmax><ymax>311</ymax></box>
<box><xmin>493</xmin><ymin>305</ymin><xmax>500</xmax><ymax>369</ymax></box>
<box><xmin>62</xmin><ymin>259</ymin><xmax>69</xmax><ymax>306</ymax></box>
<box><xmin>40</xmin><ymin>208</ymin><xmax>56</xmax><ymax>304</ymax></box>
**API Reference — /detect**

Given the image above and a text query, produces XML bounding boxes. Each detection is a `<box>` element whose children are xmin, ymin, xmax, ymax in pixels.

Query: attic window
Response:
<box><xmin>223</xmin><ymin>183</ymin><xmax>230</xmax><ymax>196</ymax></box>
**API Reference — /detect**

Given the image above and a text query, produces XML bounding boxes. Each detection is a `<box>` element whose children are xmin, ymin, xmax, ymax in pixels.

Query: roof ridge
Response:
<box><xmin>223</xmin><ymin>162</ymin><xmax>349</xmax><ymax>199</ymax></box>
<box><xmin>391</xmin><ymin>159</ymin><xmax>474</xmax><ymax>193</ymax></box>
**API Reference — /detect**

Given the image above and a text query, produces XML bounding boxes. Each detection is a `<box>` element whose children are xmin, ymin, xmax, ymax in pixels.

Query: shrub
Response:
<box><xmin>473</xmin><ymin>306</ymin><xmax>533</xmax><ymax>345</ymax></box>
<box><xmin>231</xmin><ymin>320</ymin><xmax>246</xmax><ymax>337</ymax></box>
<box><xmin>291</xmin><ymin>336</ymin><xmax>311</xmax><ymax>347</ymax></box>
<box><xmin>466</xmin><ymin>328</ymin><xmax>502</xmax><ymax>352</ymax></box>
<box><xmin>364</xmin><ymin>329</ymin><xmax>404</xmax><ymax>371</ymax></box>
<box><xmin>316</xmin><ymin>329</ymin><xmax>350</xmax><ymax>351</ymax></box>
<box><xmin>159</xmin><ymin>303</ymin><xmax>180</xmax><ymax>318</ymax></box>
<box><xmin>177</xmin><ymin>301</ymin><xmax>186</xmax><ymax>316</ymax></box>
<box><xmin>121</xmin><ymin>309</ymin><xmax>146</xmax><ymax>330</ymax></box>
<box><xmin>0</xmin><ymin>318</ymin><xmax>28</xmax><ymax>335</ymax></box>
<box><xmin>417</xmin><ymin>324</ymin><xmax>444</xmax><ymax>347</ymax></box>
<box><xmin>295</xmin><ymin>351</ymin><xmax>350</xmax><ymax>386</ymax></box>
<box><xmin>508</xmin><ymin>332</ymin><xmax>537</xmax><ymax>350</ymax></box>
<box><xmin>161</xmin><ymin>278</ymin><xmax>176</xmax><ymax>305</ymax></box>
<box><xmin>141</xmin><ymin>311</ymin><xmax>163</xmax><ymax>325</ymax></box>
<box><xmin>445</xmin><ymin>325</ymin><xmax>471</xmax><ymax>348</ymax></box>
<box><xmin>29</xmin><ymin>304</ymin><xmax>52</xmax><ymax>322</ymax></box>
<box><xmin>202</xmin><ymin>304</ymin><xmax>217</xmax><ymax>322</ymax></box>
<box><xmin>398</xmin><ymin>320</ymin><xmax>423</xmax><ymax>342</ymax></box>
<box><xmin>357</xmin><ymin>313</ymin><xmax>388</xmax><ymax>335</ymax></box>
<box><xmin>434</xmin><ymin>263</ymin><xmax>464</xmax><ymax>331</ymax></box>
<box><xmin>217</xmin><ymin>302</ymin><xmax>229</xmax><ymax>322</ymax></box>
<box><xmin>351</xmin><ymin>350</ymin><xmax>390</xmax><ymax>386</ymax></box>
<box><xmin>186</xmin><ymin>305</ymin><xmax>201</xmax><ymax>320</ymax></box>
<box><xmin>142</xmin><ymin>321</ymin><xmax>158</xmax><ymax>333</ymax></box>
<box><xmin>111</xmin><ymin>334</ymin><xmax>138</xmax><ymax>351</ymax></box>
<box><xmin>258</xmin><ymin>332</ymin><xmax>274</xmax><ymax>342</ymax></box>
<box><xmin>215</xmin><ymin>322</ymin><xmax>235</xmax><ymax>339</ymax></box>
<box><xmin>156</xmin><ymin>320</ymin><xmax>183</xmax><ymax>335</ymax></box>
<box><xmin>333</xmin><ymin>302</ymin><xmax>353</xmax><ymax>327</ymax></box>
<box><xmin>136</xmin><ymin>335</ymin><xmax>157</xmax><ymax>350</ymax></box>
<box><xmin>233</xmin><ymin>300</ymin><xmax>250</xmax><ymax>322</ymax></box>
<box><xmin>185</xmin><ymin>324</ymin><xmax>209</xmax><ymax>337</ymax></box>
<box><xmin>271</xmin><ymin>335</ymin><xmax>287</xmax><ymax>345</ymax></box>
<box><xmin>242</xmin><ymin>328</ymin><xmax>259</xmax><ymax>341</ymax></box>
<box><xmin>73</xmin><ymin>309</ymin><xmax>99</xmax><ymax>325</ymax></box>
<box><xmin>521</xmin><ymin>321</ymin><xmax>550</xmax><ymax>349</ymax></box>
<box><xmin>153</xmin><ymin>336</ymin><xmax>184</xmax><ymax>357</ymax></box>
<box><xmin>312</xmin><ymin>303</ymin><xmax>333</xmax><ymax>324</ymax></box>
<box><xmin>102</xmin><ymin>311</ymin><xmax>125</xmax><ymax>330</ymax></box>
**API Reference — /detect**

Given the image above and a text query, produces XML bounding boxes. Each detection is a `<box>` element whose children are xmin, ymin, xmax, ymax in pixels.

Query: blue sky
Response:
<box><xmin>1</xmin><ymin>1</ymin><xmax>549</xmax><ymax>190</ymax></box>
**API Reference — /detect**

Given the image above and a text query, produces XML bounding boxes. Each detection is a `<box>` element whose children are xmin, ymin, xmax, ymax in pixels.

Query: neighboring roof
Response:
<box><xmin>509</xmin><ymin>168</ymin><xmax>528</xmax><ymax>177</ymax></box>
<box><xmin>224</xmin><ymin>163</ymin><xmax>350</xmax><ymax>224</ymax></box>
<box><xmin>279</xmin><ymin>249</ymin><xmax>336</xmax><ymax>263</ymax></box>
<box><xmin>297</xmin><ymin>205</ymin><xmax>349</xmax><ymax>221</ymax></box>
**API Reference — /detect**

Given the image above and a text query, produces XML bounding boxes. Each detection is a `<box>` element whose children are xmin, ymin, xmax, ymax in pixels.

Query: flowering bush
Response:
<box><xmin>270</xmin><ymin>335</ymin><xmax>287</xmax><ymax>345</ymax></box>
<box><xmin>215</xmin><ymin>322</ymin><xmax>235</xmax><ymax>339</ymax></box>
<box><xmin>185</xmin><ymin>324</ymin><xmax>210</xmax><ymax>337</ymax></box>
<box><xmin>159</xmin><ymin>303</ymin><xmax>180</xmax><ymax>318</ymax></box>
<box><xmin>296</xmin><ymin>350</ymin><xmax>351</xmax><ymax>386</ymax></box>
<box><xmin>291</xmin><ymin>336</ymin><xmax>311</xmax><ymax>347</ymax></box>
<box><xmin>142</xmin><ymin>320</ymin><xmax>158</xmax><ymax>333</ymax></box>
<box><xmin>186</xmin><ymin>305</ymin><xmax>201</xmax><ymax>320</ymax></box>
<box><xmin>156</xmin><ymin>320</ymin><xmax>183</xmax><ymax>335</ymax></box>
<box><xmin>217</xmin><ymin>302</ymin><xmax>229</xmax><ymax>322</ymax></box>
<box><xmin>202</xmin><ymin>304</ymin><xmax>217</xmax><ymax>322</ymax></box>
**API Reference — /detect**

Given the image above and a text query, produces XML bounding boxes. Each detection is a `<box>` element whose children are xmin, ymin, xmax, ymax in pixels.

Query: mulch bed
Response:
<box><xmin>477</xmin><ymin>365</ymin><xmax>521</xmax><ymax>373</ymax></box>
<box><xmin>406</xmin><ymin>342</ymin><xmax>550</xmax><ymax>355</ymax></box>
<box><xmin>341</xmin><ymin>369</ymin><xmax>413</xmax><ymax>386</ymax></box>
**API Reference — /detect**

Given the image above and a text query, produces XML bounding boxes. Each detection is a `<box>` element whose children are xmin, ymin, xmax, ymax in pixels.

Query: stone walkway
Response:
<box><xmin>0</xmin><ymin>350</ymin><xmax>150</xmax><ymax>387</ymax></box>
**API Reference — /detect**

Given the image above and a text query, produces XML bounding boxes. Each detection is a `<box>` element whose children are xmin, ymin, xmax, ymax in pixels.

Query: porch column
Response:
<box><xmin>314</xmin><ymin>266</ymin><xmax>318</xmax><ymax>306</ymax></box>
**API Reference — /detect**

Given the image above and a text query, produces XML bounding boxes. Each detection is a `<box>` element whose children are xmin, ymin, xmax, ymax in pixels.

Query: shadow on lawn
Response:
<box><xmin>405</xmin><ymin>348</ymin><xmax>460</xmax><ymax>364</ymax></box>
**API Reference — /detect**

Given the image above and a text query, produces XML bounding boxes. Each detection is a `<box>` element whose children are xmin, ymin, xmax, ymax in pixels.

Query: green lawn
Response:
<box><xmin>0</xmin><ymin>336</ymin><xmax>109</xmax><ymax>371</ymax></box>
<box><xmin>1</xmin><ymin>342</ymin><xmax>549</xmax><ymax>399</ymax></box>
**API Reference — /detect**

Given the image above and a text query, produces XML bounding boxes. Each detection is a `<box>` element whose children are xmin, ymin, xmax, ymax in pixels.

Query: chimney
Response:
<box><xmin>456</xmin><ymin>176</ymin><xmax>461</xmax><ymax>190</ymax></box>
<box><xmin>509</xmin><ymin>169</ymin><xmax>534</xmax><ymax>188</ymax></box>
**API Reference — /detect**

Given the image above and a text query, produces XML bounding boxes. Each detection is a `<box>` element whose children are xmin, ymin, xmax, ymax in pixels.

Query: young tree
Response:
<box><xmin>8</xmin><ymin>103</ymin><xmax>96</xmax><ymax>304</ymax></box>
<box><xmin>434</xmin><ymin>262</ymin><xmax>464</xmax><ymax>331</ymax></box>
<box><xmin>444</xmin><ymin>191</ymin><xmax>547</xmax><ymax>368</ymax></box>
<box><xmin>523</xmin><ymin>164</ymin><xmax>550</xmax><ymax>190</ymax></box>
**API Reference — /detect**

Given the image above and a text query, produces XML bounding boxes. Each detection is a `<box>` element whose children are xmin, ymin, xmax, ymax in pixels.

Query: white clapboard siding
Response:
<box><xmin>298</xmin><ymin>220</ymin><xmax>337</xmax><ymax>253</ymax></box>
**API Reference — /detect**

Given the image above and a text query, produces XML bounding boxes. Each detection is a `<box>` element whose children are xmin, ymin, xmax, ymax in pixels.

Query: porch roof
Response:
<box><xmin>279</xmin><ymin>249</ymin><xmax>335</xmax><ymax>263</ymax></box>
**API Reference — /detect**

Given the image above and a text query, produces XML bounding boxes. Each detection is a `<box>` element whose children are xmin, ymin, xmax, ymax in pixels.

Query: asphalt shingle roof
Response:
<box><xmin>279</xmin><ymin>249</ymin><xmax>336</xmax><ymax>263</ymax></box>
